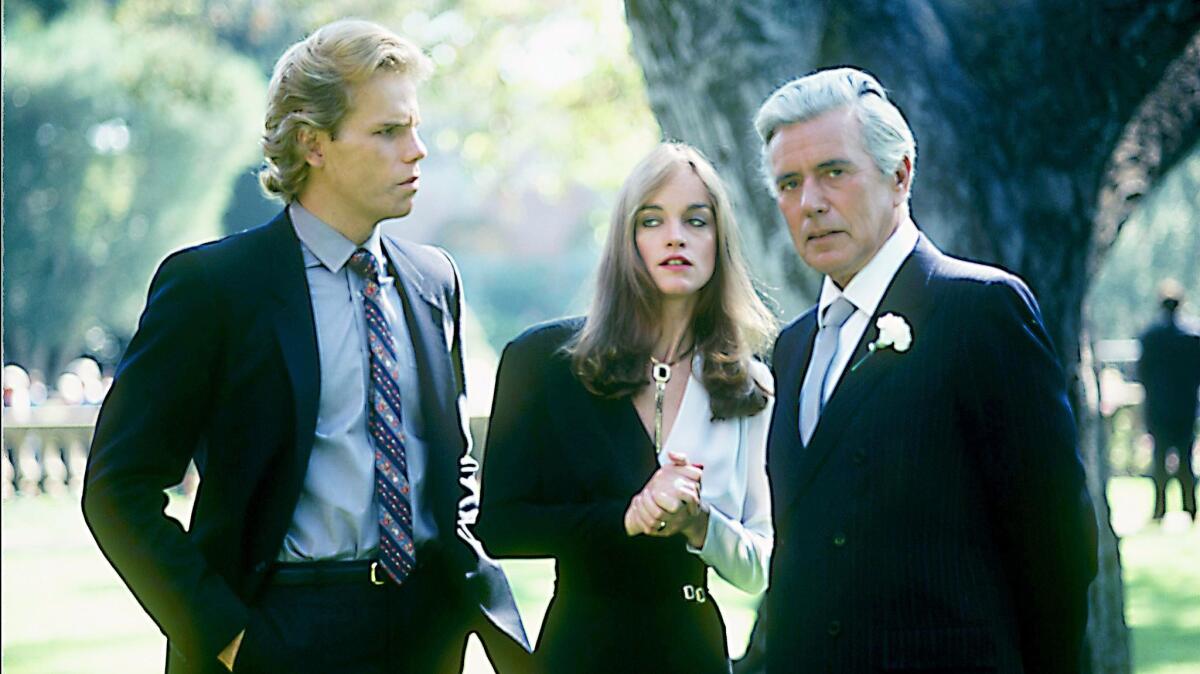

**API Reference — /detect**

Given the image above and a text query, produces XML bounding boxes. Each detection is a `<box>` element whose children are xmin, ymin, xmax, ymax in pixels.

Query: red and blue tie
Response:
<box><xmin>348</xmin><ymin>248</ymin><xmax>415</xmax><ymax>585</ymax></box>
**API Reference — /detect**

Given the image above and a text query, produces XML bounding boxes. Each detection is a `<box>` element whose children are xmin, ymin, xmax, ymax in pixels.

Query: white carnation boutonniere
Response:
<box><xmin>870</xmin><ymin>313</ymin><xmax>913</xmax><ymax>353</ymax></box>
<box><xmin>851</xmin><ymin>313</ymin><xmax>913</xmax><ymax>372</ymax></box>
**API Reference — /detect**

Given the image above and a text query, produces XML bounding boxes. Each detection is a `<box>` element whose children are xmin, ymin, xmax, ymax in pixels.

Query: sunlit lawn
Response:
<box><xmin>1108</xmin><ymin>478</ymin><xmax>1200</xmax><ymax>674</ymax></box>
<box><xmin>2</xmin><ymin>476</ymin><xmax>1196</xmax><ymax>673</ymax></box>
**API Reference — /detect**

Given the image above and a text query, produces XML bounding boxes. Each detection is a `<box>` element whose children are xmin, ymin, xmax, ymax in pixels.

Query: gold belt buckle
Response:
<box><xmin>369</xmin><ymin>561</ymin><xmax>386</xmax><ymax>586</ymax></box>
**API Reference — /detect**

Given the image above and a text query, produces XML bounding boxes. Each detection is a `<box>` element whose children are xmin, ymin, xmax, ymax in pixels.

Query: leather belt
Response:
<box><xmin>268</xmin><ymin>560</ymin><xmax>388</xmax><ymax>587</ymax></box>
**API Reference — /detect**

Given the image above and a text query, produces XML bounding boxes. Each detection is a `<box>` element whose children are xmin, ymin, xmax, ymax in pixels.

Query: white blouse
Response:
<box><xmin>660</xmin><ymin>356</ymin><xmax>774</xmax><ymax>594</ymax></box>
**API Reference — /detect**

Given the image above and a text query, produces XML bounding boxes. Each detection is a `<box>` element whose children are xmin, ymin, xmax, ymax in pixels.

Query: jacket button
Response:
<box><xmin>833</xmin><ymin>533</ymin><xmax>846</xmax><ymax>547</ymax></box>
<box><xmin>852</xmin><ymin>450</ymin><xmax>865</xmax><ymax>464</ymax></box>
<box><xmin>827</xmin><ymin>620</ymin><xmax>842</xmax><ymax>637</ymax></box>
<box><xmin>254</xmin><ymin>561</ymin><xmax>269</xmax><ymax>574</ymax></box>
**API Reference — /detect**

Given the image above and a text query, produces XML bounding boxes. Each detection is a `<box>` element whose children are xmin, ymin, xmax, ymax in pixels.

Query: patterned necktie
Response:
<box><xmin>348</xmin><ymin>248</ymin><xmax>415</xmax><ymax>585</ymax></box>
<box><xmin>798</xmin><ymin>296</ymin><xmax>856</xmax><ymax>445</ymax></box>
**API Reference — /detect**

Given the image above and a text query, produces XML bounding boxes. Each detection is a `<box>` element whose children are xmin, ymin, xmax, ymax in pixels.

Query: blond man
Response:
<box><xmin>83</xmin><ymin>19</ymin><xmax>527</xmax><ymax>673</ymax></box>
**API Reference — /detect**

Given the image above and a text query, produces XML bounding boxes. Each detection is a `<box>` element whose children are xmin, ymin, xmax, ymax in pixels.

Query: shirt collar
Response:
<box><xmin>289</xmin><ymin>202</ymin><xmax>385</xmax><ymax>274</ymax></box>
<box><xmin>817</xmin><ymin>218</ymin><xmax>919</xmax><ymax>320</ymax></box>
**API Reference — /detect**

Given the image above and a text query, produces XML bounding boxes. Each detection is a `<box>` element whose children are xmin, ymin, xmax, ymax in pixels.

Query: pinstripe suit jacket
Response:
<box><xmin>764</xmin><ymin>235</ymin><xmax>1097</xmax><ymax>673</ymax></box>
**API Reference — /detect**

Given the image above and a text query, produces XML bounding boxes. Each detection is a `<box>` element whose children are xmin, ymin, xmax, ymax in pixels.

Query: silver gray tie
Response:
<box><xmin>799</xmin><ymin>297</ymin><xmax>856</xmax><ymax>445</ymax></box>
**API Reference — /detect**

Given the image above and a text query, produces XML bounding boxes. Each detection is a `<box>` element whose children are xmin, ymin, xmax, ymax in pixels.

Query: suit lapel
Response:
<box><xmin>769</xmin><ymin>312</ymin><xmax>818</xmax><ymax>496</ymax></box>
<box><xmin>262</xmin><ymin>212</ymin><xmax>321</xmax><ymax>483</ymax></box>
<box><xmin>380</xmin><ymin>237</ymin><xmax>457</xmax><ymax>456</ymax></box>
<box><xmin>784</xmin><ymin>235</ymin><xmax>940</xmax><ymax>506</ymax></box>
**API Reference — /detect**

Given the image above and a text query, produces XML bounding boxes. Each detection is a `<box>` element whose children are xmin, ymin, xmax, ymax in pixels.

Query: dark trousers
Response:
<box><xmin>1151</xmin><ymin>430</ymin><xmax>1197</xmax><ymax>519</ymax></box>
<box><xmin>232</xmin><ymin>560</ymin><xmax>469</xmax><ymax>674</ymax></box>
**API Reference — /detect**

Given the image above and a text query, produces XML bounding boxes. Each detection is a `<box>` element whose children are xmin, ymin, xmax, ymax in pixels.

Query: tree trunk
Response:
<box><xmin>624</xmin><ymin>1</ymin><xmax>1200</xmax><ymax>670</ymax></box>
<box><xmin>1078</xmin><ymin>335</ymin><xmax>1130</xmax><ymax>673</ymax></box>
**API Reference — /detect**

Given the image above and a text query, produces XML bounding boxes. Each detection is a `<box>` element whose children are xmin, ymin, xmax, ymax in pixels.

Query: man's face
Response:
<box><xmin>767</xmin><ymin>106</ymin><xmax>908</xmax><ymax>288</ymax></box>
<box><xmin>306</xmin><ymin>71</ymin><xmax>426</xmax><ymax>231</ymax></box>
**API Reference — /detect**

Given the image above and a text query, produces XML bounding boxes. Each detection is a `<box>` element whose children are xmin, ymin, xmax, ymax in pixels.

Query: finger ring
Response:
<box><xmin>657</xmin><ymin>520</ymin><xmax>667</xmax><ymax>531</ymax></box>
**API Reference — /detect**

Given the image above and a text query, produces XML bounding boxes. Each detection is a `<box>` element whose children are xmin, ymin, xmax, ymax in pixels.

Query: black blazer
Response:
<box><xmin>476</xmin><ymin>319</ymin><xmax>730</xmax><ymax>673</ymax></box>
<box><xmin>82</xmin><ymin>210</ymin><xmax>526</xmax><ymax>673</ymax></box>
<box><xmin>764</xmin><ymin>236</ymin><xmax>1097</xmax><ymax>673</ymax></box>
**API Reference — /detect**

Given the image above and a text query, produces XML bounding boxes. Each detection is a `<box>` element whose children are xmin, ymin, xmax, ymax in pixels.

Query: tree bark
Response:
<box><xmin>624</xmin><ymin>1</ymin><xmax>1200</xmax><ymax>670</ymax></box>
<box><xmin>1078</xmin><ymin>334</ymin><xmax>1130</xmax><ymax>674</ymax></box>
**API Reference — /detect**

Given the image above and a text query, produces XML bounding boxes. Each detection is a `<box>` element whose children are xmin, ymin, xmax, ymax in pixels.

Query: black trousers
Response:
<box><xmin>232</xmin><ymin>559</ymin><xmax>470</xmax><ymax>674</ymax></box>
<box><xmin>1151</xmin><ymin>429</ymin><xmax>1197</xmax><ymax>519</ymax></box>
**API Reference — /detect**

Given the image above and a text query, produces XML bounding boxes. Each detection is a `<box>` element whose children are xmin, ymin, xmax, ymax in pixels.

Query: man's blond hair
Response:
<box><xmin>259</xmin><ymin>19</ymin><xmax>432</xmax><ymax>203</ymax></box>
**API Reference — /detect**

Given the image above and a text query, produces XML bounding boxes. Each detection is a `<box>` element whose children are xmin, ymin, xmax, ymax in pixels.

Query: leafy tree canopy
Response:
<box><xmin>3</xmin><ymin>3</ymin><xmax>265</xmax><ymax>374</ymax></box>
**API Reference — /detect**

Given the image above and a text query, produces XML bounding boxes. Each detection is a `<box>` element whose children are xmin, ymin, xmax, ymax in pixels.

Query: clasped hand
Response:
<box><xmin>624</xmin><ymin>452</ymin><xmax>704</xmax><ymax>540</ymax></box>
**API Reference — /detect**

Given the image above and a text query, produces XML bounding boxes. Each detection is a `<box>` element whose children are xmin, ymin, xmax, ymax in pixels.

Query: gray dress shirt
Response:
<box><xmin>277</xmin><ymin>203</ymin><xmax>435</xmax><ymax>562</ymax></box>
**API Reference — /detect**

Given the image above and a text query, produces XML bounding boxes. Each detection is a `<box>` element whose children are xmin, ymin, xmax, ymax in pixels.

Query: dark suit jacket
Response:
<box><xmin>1138</xmin><ymin>317</ymin><xmax>1200</xmax><ymax>438</ymax></box>
<box><xmin>82</xmin><ymin>210</ymin><xmax>526</xmax><ymax>673</ymax></box>
<box><xmin>765</xmin><ymin>235</ymin><xmax>1097</xmax><ymax>673</ymax></box>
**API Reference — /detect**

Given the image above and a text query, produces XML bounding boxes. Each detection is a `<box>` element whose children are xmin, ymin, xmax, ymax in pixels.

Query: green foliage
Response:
<box><xmin>2</xmin><ymin>6</ymin><xmax>265</xmax><ymax>373</ymax></box>
<box><xmin>1088</xmin><ymin>155</ymin><xmax>1200</xmax><ymax>341</ymax></box>
<box><xmin>106</xmin><ymin>0</ymin><xmax>659</xmax><ymax>198</ymax></box>
<box><xmin>455</xmin><ymin>249</ymin><xmax>598</xmax><ymax>347</ymax></box>
<box><xmin>392</xmin><ymin>1</ymin><xmax>659</xmax><ymax>348</ymax></box>
<box><xmin>411</xmin><ymin>0</ymin><xmax>658</xmax><ymax>196</ymax></box>
<box><xmin>112</xmin><ymin>0</ymin><xmax>402</xmax><ymax>67</ymax></box>
<box><xmin>4</xmin><ymin>0</ymin><xmax>658</xmax><ymax>360</ymax></box>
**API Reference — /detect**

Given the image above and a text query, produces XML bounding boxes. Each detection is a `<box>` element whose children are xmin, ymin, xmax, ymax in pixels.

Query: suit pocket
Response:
<box><xmin>881</xmin><ymin>626</ymin><xmax>996</xmax><ymax>671</ymax></box>
<box><xmin>232</xmin><ymin>609</ymin><xmax>291</xmax><ymax>674</ymax></box>
<box><xmin>234</xmin><ymin>588</ymin><xmax>350</xmax><ymax>674</ymax></box>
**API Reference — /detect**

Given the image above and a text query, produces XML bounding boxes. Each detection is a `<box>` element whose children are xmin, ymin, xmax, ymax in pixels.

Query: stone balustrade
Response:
<box><xmin>2</xmin><ymin>407</ymin><xmax>494</xmax><ymax>499</ymax></box>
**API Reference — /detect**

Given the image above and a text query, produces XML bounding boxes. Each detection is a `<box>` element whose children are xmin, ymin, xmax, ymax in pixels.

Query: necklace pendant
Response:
<box><xmin>652</xmin><ymin>362</ymin><xmax>671</xmax><ymax>384</ymax></box>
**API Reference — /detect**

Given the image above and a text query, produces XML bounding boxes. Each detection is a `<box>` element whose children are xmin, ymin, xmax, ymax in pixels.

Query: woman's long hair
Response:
<box><xmin>566</xmin><ymin>142</ymin><xmax>777</xmax><ymax>419</ymax></box>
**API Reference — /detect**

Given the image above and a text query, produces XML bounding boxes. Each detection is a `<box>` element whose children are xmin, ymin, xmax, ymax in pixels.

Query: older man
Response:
<box><xmin>82</xmin><ymin>19</ymin><xmax>526</xmax><ymax>673</ymax></box>
<box><xmin>757</xmin><ymin>67</ymin><xmax>1097</xmax><ymax>672</ymax></box>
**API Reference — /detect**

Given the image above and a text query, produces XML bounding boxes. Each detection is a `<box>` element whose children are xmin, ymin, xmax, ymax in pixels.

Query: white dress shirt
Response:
<box><xmin>814</xmin><ymin>219</ymin><xmax>919</xmax><ymax>404</ymax></box>
<box><xmin>660</xmin><ymin>356</ymin><xmax>774</xmax><ymax>594</ymax></box>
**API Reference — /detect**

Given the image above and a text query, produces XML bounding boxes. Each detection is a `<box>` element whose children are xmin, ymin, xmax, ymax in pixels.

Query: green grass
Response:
<box><xmin>1107</xmin><ymin>478</ymin><xmax>1200</xmax><ymax>674</ymax></box>
<box><xmin>2</xmin><ymin>476</ymin><xmax>1196</xmax><ymax>673</ymax></box>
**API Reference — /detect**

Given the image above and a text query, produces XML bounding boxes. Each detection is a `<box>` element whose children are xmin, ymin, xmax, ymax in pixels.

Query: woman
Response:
<box><xmin>476</xmin><ymin>142</ymin><xmax>776</xmax><ymax>673</ymax></box>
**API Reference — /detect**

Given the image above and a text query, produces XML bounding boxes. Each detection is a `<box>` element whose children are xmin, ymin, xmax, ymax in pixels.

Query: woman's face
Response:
<box><xmin>633</xmin><ymin>168</ymin><xmax>718</xmax><ymax>301</ymax></box>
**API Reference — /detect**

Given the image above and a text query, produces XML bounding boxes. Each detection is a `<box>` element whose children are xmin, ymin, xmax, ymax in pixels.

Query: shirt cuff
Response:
<box><xmin>685</xmin><ymin>505</ymin><xmax>731</xmax><ymax>560</ymax></box>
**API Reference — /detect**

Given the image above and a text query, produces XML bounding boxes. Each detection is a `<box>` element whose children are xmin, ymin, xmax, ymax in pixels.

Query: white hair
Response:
<box><xmin>754</xmin><ymin>67</ymin><xmax>916</xmax><ymax>197</ymax></box>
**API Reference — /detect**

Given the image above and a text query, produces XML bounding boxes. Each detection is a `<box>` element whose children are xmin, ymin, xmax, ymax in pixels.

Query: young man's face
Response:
<box><xmin>306</xmin><ymin>71</ymin><xmax>427</xmax><ymax>231</ymax></box>
<box><xmin>767</xmin><ymin>106</ymin><xmax>909</xmax><ymax>288</ymax></box>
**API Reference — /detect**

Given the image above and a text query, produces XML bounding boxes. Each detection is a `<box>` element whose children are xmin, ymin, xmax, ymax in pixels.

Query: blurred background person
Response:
<box><xmin>1138</xmin><ymin>279</ymin><xmax>1200</xmax><ymax>522</ymax></box>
